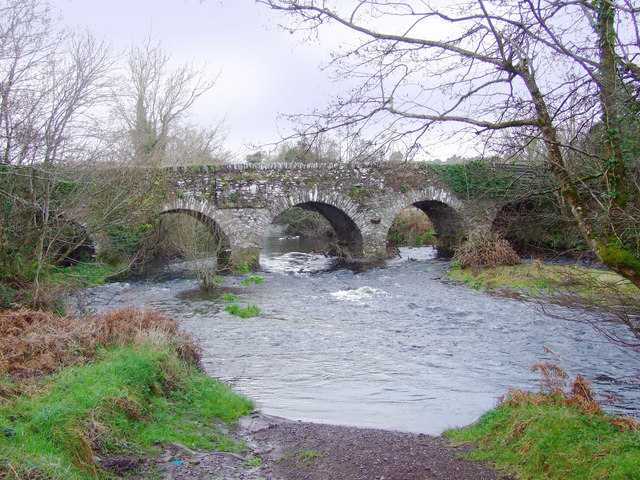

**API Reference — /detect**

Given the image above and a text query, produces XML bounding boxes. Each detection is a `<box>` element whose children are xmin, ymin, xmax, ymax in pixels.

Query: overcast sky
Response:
<box><xmin>51</xmin><ymin>0</ymin><xmax>342</xmax><ymax>160</ymax></box>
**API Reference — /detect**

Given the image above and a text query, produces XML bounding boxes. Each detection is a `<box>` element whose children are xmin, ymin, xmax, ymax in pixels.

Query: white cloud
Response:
<box><xmin>52</xmin><ymin>0</ymin><xmax>338</xmax><ymax>155</ymax></box>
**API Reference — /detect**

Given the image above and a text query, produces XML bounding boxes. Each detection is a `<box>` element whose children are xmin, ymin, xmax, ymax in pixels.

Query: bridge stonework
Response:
<box><xmin>161</xmin><ymin>163</ymin><xmax>487</xmax><ymax>264</ymax></box>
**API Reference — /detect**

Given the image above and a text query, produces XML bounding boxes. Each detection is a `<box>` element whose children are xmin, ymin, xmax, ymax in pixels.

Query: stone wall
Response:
<box><xmin>162</xmin><ymin>162</ymin><xmax>486</xmax><ymax>262</ymax></box>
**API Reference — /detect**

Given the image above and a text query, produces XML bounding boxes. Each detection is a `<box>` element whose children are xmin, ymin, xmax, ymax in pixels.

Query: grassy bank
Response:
<box><xmin>1</xmin><ymin>261</ymin><xmax>128</xmax><ymax>313</ymax></box>
<box><xmin>45</xmin><ymin>262</ymin><xmax>125</xmax><ymax>288</ymax></box>
<box><xmin>0</xmin><ymin>308</ymin><xmax>253</xmax><ymax>479</ymax></box>
<box><xmin>447</xmin><ymin>262</ymin><xmax>638</xmax><ymax>296</ymax></box>
<box><xmin>447</xmin><ymin>371</ymin><xmax>640</xmax><ymax>480</ymax></box>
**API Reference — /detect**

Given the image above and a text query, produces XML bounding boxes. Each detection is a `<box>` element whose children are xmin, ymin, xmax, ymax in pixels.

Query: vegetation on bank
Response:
<box><xmin>448</xmin><ymin>360</ymin><xmax>640</xmax><ymax>480</ymax></box>
<box><xmin>387</xmin><ymin>206</ymin><xmax>435</xmax><ymax>247</ymax></box>
<box><xmin>0</xmin><ymin>308</ymin><xmax>253</xmax><ymax>479</ymax></box>
<box><xmin>446</xmin><ymin>226</ymin><xmax>637</xmax><ymax>297</ymax></box>
<box><xmin>447</xmin><ymin>262</ymin><xmax>638</xmax><ymax>296</ymax></box>
<box><xmin>447</xmin><ymin>226</ymin><xmax>640</xmax><ymax>479</ymax></box>
<box><xmin>0</xmin><ymin>260</ymin><xmax>132</xmax><ymax>315</ymax></box>
<box><xmin>447</xmin><ymin>256</ymin><xmax>640</xmax><ymax>355</ymax></box>
<box><xmin>452</xmin><ymin>228</ymin><xmax>521</xmax><ymax>271</ymax></box>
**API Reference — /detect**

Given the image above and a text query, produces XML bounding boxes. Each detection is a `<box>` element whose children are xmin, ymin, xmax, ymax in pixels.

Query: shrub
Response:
<box><xmin>453</xmin><ymin>228</ymin><xmax>521</xmax><ymax>270</ymax></box>
<box><xmin>0</xmin><ymin>282</ymin><xmax>18</xmax><ymax>309</ymax></box>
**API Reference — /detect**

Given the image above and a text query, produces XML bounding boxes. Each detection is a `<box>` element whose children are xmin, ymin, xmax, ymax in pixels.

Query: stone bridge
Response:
<box><xmin>161</xmin><ymin>162</ymin><xmax>493</xmax><ymax>266</ymax></box>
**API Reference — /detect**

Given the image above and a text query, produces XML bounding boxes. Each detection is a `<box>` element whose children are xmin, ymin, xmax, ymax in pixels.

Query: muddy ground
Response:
<box><xmin>118</xmin><ymin>412</ymin><xmax>513</xmax><ymax>480</ymax></box>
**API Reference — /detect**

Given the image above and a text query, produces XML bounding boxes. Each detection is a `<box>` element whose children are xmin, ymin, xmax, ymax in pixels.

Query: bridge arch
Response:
<box><xmin>268</xmin><ymin>201</ymin><xmax>364</xmax><ymax>257</ymax></box>
<box><xmin>162</xmin><ymin>164</ymin><xmax>482</xmax><ymax>262</ymax></box>
<box><xmin>264</xmin><ymin>187</ymin><xmax>366</xmax><ymax>258</ymax></box>
<box><xmin>385</xmin><ymin>186</ymin><xmax>467</xmax><ymax>254</ymax></box>
<box><xmin>36</xmin><ymin>211</ymin><xmax>100</xmax><ymax>266</ymax></box>
<box><xmin>161</xmin><ymin>199</ymin><xmax>232</xmax><ymax>266</ymax></box>
<box><xmin>54</xmin><ymin>217</ymin><xmax>97</xmax><ymax>266</ymax></box>
<box><xmin>490</xmin><ymin>198</ymin><xmax>581</xmax><ymax>254</ymax></box>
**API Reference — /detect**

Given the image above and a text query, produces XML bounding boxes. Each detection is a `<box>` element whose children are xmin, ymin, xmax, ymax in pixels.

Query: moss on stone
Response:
<box><xmin>598</xmin><ymin>243</ymin><xmax>640</xmax><ymax>272</ymax></box>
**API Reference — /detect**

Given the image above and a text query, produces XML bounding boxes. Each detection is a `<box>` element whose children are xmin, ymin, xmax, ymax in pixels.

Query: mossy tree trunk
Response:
<box><xmin>515</xmin><ymin>1</ymin><xmax>640</xmax><ymax>290</ymax></box>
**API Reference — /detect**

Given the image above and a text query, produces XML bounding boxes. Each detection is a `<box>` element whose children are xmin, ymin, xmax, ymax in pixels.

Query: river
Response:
<box><xmin>74</xmin><ymin>226</ymin><xmax>639</xmax><ymax>435</ymax></box>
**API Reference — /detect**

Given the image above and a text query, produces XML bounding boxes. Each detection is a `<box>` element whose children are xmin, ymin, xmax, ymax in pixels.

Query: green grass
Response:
<box><xmin>45</xmin><ymin>262</ymin><xmax>123</xmax><ymax>288</ymax></box>
<box><xmin>447</xmin><ymin>263</ymin><xmax>638</xmax><ymax>296</ymax></box>
<box><xmin>223</xmin><ymin>303</ymin><xmax>261</xmax><ymax>318</ymax></box>
<box><xmin>410</xmin><ymin>229</ymin><xmax>436</xmax><ymax>247</ymax></box>
<box><xmin>274</xmin><ymin>450</ymin><xmax>323</xmax><ymax>468</ymax></box>
<box><xmin>447</xmin><ymin>398</ymin><xmax>640</xmax><ymax>480</ymax></box>
<box><xmin>219</xmin><ymin>293</ymin><xmax>261</xmax><ymax>317</ymax></box>
<box><xmin>235</xmin><ymin>263</ymin><xmax>250</xmax><ymax>273</ymax></box>
<box><xmin>0</xmin><ymin>343</ymin><xmax>253</xmax><ymax>479</ymax></box>
<box><xmin>297</xmin><ymin>449</ymin><xmax>324</xmax><ymax>467</ymax></box>
<box><xmin>241</xmin><ymin>275</ymin><xmax>264</xmax><ymax>286</ymax></box>
<box><xmin>242</xmin><ymin>454</ymin><xmax>263</xmax><ymax>467</ymax></box>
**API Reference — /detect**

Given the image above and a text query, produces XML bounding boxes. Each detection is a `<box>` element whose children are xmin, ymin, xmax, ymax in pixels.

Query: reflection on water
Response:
<box><xmin>75</xmin><ymin>240</ymin><xmax>640</xmax><ymax>435</ymax></box>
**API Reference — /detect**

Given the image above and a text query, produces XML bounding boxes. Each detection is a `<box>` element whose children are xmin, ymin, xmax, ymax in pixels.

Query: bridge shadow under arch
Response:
<box><xmin>491</xmin><ymin>199</ymin><xmax>579</xmax><ymax>254</ymax></box>
<box><xmin>272</xmin><ymin>201</ymin><xmax>364</xmax><ymax>258</ymax></box>
<box><xmin>410</xmin><ymin>200</ymin><xmax>466</xmax><ymax>254</ymax></box>
<box><xmin>59</xmin><ymin>221</ymin><xmax>97</xmax><ymax>266</ymax></box>
<box><xmin>160</xmin><ymin>208</ymin><xmax>232</xmax><ymax>267</ymax></box>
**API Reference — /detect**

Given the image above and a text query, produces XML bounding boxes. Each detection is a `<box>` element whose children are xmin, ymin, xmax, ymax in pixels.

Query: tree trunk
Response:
<box><xmin>517</xmin><ymin>60</ymin><xmax>640</xmax><ymax>289</ymax></box>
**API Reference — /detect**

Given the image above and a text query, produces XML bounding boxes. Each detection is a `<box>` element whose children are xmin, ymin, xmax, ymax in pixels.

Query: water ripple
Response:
<box><xmin>76</xmin><ymin>247</ymin><xmax>640</xmax><ymax>434</ymax></box>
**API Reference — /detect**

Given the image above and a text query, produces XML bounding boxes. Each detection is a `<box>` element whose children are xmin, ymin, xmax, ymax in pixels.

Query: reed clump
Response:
<box><xmin>453</xmin><ymin>228</ymin><xmax>521</xmax><ymax>270</ymax></box>
<box><xmin>500</xmin><ymin>351</ymin><xmax>639</xmax><ymax>431</ymax></box>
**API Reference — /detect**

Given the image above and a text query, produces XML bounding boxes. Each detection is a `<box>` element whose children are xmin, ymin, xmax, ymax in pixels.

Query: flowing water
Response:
<box><xmin>75</xmin><ymin>226</ymin><xmax>639</xmax><ymax>435</ymax></box>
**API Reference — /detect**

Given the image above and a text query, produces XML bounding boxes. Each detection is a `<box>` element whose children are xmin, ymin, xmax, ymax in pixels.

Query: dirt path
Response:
<box><xmin>128</xmin><ymin>412</ymin><xmax>513</xmax><ymax>480</ymax></box>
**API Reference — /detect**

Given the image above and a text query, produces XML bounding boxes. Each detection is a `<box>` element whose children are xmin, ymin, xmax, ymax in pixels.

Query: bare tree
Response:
<box><xmin>0</xmin><ymin>0</ymin><xmax>57</xmax><ymax>167</ymax></box>
<box><xmin>112</xmin><ymin>37</ymin><xmax>224</xmax><ymax>166</ymax></box>
<box><xmin>273</xmin><ymin>133</ymin><xmax>342</xmax><ymax>163</ymax></box>
<box><xmin>260</xmin><ymin>0</ymin><xmax>640</xmax><ymax>288</ymax></box>
<box><xmin>0</xmin><ymin>2</ymin><xmax>229</xmax><ymax>308</ymax></box>
<box><xmin>163</xmin><ymin>122</ymin><xmax>230</xmax><ymax>166</ymax></box>
<box><xmin>151</xmin><ymin>213</ymin><xmax>228</xmax><ymax>289</ymax></box>
<box><xmin>0</xmin><ymin>0</ymin><xmax>116</xmax><ymax>306</ymax></box>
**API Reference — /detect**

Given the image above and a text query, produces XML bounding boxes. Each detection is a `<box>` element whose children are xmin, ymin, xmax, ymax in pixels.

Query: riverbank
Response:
<box><xmin>0</xmin><ymin>307</ymin><xmax>507</xmax><ymax>480</ymax></box>
<box><xmin>113</xmin><ymin>407</ymin><xmax>640</xmax><ymax>480</ymax></box>
<box><xmin>130</xmin><ymin>412</ymin><xmax>509</xmax><ymax>480</ymax></box>
<box><xmin>2</xmin><ymin>307</ymin><xmax>638</xmax><ymax>479</ymax></box>
<box><xmin>0</xmin><ymin>308</ymin><xmax>254</xmax><ymax>479</ymax></box>
<box><xmin>446</xmin><ymin>261</ymin><xmax>638</xmax><ymax>297</ymax></box>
